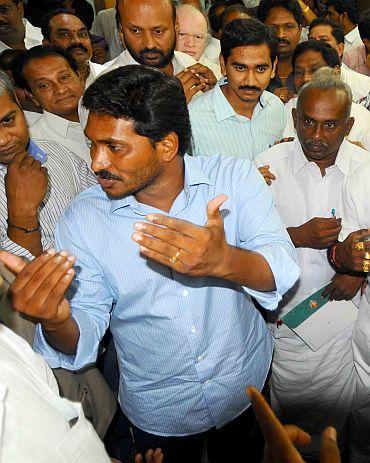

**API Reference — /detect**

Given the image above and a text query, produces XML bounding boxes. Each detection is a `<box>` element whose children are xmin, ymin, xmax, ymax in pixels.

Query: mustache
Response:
<box><xmin>305</xmin><ymin>139</ymin><xmax>329</xmax><ymax>149</ymax></box>
<box><xmin>238</xmin><ymin>85</ymin><xmax>261</xmax><ymax>91</ymax></box>
<box><xmin>278</xmin><ymin>39</ymin><xmax>290</xmax><ymax>46</ymax></box>
<box><xmin>95</xmin><ymin>169</ymin><xmax>122</xmax><ymax>181</ymax></box>
<box><xmin>140</xmin><ymin>48</ymin><xmax>164</xmax><ymax>57</ymax></box>
<box><xmin>67</xmin><ymin>44</ymin><xmax>88</xmax><ymax>53</ymax></box>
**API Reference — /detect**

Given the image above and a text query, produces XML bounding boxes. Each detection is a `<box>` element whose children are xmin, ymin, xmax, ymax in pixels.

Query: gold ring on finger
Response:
<box><xmin>355</xmin><ymin>241</ymin><xmax>365</xmax><ymax>251</ymax></box>
<box><xmin>365</xmin><ymin>251</ymin><xmax>370</xmax><ymax>260</ymax></box>
<box><xmin>169</xmin><ymin>249</ymin><xmax>180</xmax><ymax>265</ymax></box>
<box><xmin>363</xmin><ymin>260</ymin><xmax>370</xmax><ymax>273</ymax></box>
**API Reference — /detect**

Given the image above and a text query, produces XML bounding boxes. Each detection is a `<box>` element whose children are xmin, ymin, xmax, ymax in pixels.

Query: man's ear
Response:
<box><xmin>219</xmin><ymin>54</ymin><xmax>226</xmax><ymax>77</ymax></box>
<box><xmin>337</xmin><ymin>42</ymin><xmax>344</xmax><ymax>58</ymax></box>
<box><xmin>17</xmin><ymin>1</ymin><xmax>24</xmax><ymax>17</ymax></box>
<box><xmin>24</xmin><ymin>88</ymin><xmax>41</xmax><ymax>108</ymax></box>
<box><xmin>345</xmin><ymin>116</ymin><xmax>354</xmax><ymax>136</ymax></box>
<box><xmin>292</xmin><ymin>107</ymin><xmax>298</xmax><ymax>131</ymax></box>
<box><xmin>271</xmin><ymin>57</ymin><xmax>278</xmax><ymax>79</ymax></box>
<box><xmin>156</xmin><ymin>132</ymin><xmax>179</xmax><ymax>162</ymax></box>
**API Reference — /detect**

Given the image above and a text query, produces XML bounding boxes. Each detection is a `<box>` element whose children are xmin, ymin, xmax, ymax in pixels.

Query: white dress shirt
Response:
<box><xmin>198</xmin><ymin>54</ymin><xmax>222</xmax><ymax>79</ymax></box>
<box><xmin>283</xmin><ymin>96</ymin><xmax>370</xmax><ymax>151</ymax></box>
<box><xmin>85</xmin><ymin>60</ymin><xmax>107</xmax><ymax>89</ymax></box>
<box><xmin>339</xmin><ymin>161</ymin><xmax>370</xmax><ymax>463</ymax></box>
<box><xmin>341</xmin><ymin>63</ymin><xmax>370</xmax><ymax>108</ymax></box>
<box><xmin>255</xmin><ymin>139</ymin><xmax>369</xmax><ymax>458</ymax></box>
<box><xmin>29</xmin><ymin>111</ymin><xmax>91</xmax><ymax>166</ymax></box>
<box><xmin>0</xmin><ymin>324</ymin><xmax>110</xmax><ymax>463</ymax></box>
<box><xmin>0</xmin><ymin>19</ymin><xmax>42</xmax><ymax>54</ymax></box>
<box><xmin>344</xmin><ymin>26</ymin><xmax>363</xmax><ymax>53</ymax></box>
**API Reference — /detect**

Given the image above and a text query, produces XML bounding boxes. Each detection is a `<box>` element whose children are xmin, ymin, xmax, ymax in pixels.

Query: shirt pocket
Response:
<box><xmin>55</xmin><ymin>405</ymin><xmax>110</xmax><ymax>463</ymax></box>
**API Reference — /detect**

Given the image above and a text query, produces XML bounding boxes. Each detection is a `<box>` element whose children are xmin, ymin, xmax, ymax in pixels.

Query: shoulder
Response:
<box><xmin>255</xmin><ymin>141</ymin><xmax>294</xmax><ymax>167</ymax></box>
<box><xmin>263</xmin><ymin>90</ymin><xmax>285</xmax><ymax>109</ymax></box>
<box><xmin>59</xmin><ymin>185</ymin><xmax>106</xmax><ymax>222</ymax></box>
<box><xmin>188</xmin><ymin>86</ymin><xmax>217</xmax><ymax>114</ymax></box>
<box><xmin>35</xmin><ymin>139</ymin><xmax>89</xmax><ymax>170</ymax></box>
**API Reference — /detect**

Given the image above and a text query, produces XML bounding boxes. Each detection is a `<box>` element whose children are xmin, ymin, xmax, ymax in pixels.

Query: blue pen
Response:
<box><xmin>331</xmin><ymin>208</ymin><xmax>336</xmax><ymax>218</ymax></box>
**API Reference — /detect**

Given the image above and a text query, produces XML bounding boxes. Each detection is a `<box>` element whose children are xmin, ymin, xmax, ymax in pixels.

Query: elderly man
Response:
<box><xmin>41</xmin><ymin>9</ymin><xmax>107</xmax><ymax>88</ymax></box>
<box><xmin>175</xmin><ymin>4</ymin><xmax>221</xmax><ymax>78</ymax></box>
<box><xmin>0</xmin><ymin>0</ymin><xmax>42</xmax><ymax>54</ymax></box>
<box><xmin>326</xmin><ymin>0</ymin><xmax>362</xmax><ymax>52</ymax></box>
<box><xmin>109</xmin><ymin>0</ymin><xmax>217</xmax><ymax>103</ymax></box>
<box><xmin>189</xmin><ymin>19</ymin><xmax>286</xmax><ymax>160</ymax></box>
<box><xmin>282</xmin><ymin>41</ymin><xmax>370</xmax><ymax>150</ymax></box>
<box><xmin>258</xmin><ymin>0</ymin><xmax>303</xmax><ymax>103</ymax></box>
<box><xmin>255</xmin><ymin>68</ymin><xmax>369</xmax><ymax>460</ymax></box>
<box><xmin>12</xmin><ymin>46</ymin><xmax>91</xmax><ymax>165</ymax></box>
<box><xmin>343</xmin><ymin>8</ymin><xmax>370</xmax><ymax>77</ymax></box>
<box><xmin>309</xmin><ymin>18</ymin><xmax>370</xmax><ymax>107</ymax></box>
<box><xmin>15</xmin><ymin>64</ymin><xmax>299</xmax><ymax>463</ymax></box>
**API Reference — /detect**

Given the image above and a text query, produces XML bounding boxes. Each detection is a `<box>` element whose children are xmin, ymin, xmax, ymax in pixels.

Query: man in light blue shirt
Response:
<box><xmin>12</xmin><ymin>65</ymin><xmax>299</xmax><ymax>463</ymax></box>
<box><xmin>189</xmin><ymin>18</ymin><xmax>287</xmax><ymax>160</ymax></box>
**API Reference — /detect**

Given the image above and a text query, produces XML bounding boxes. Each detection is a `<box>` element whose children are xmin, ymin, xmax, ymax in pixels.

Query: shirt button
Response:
<box><xmin>190</xmin><ymin>325</ymin><xmax>196</xmax><ymax>333</ymax></box>
<box><xmin>182</xmin><ymin>289</ymin><xmax>189</xmax><ymax>296</ymax></box>
<box><xmin>197</xmin><ymin>355</ymin><xmax>204</xmax><ymax>362</ymax></box>
<box><xmin>203</xmin><ymin>380</ymin><xmax>209</xmax><ymax>385</ymax></box>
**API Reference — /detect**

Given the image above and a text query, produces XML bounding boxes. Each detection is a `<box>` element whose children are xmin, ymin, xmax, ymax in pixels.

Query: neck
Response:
<box><xmin>305</xmin><ymin>151</ymin><xmax>338</xmax><ymax>176</ymax></box>
<box><xmin>135</xmin><ymin>156</ymin><xmax>185</xmax><ymax>212</ymax></box>
<box><xmin>344</xmin><ymin>22</ymin><xmax>356</xmax><ymax>36</ymax></box>
<box><xmin>62</xmin><ymin>111</ymin><xmax>80</xmax><ymax>123</ymax></box>
<box><xmin>78</xmin><ymin>62</ymin><xmax>90</xmax><ymax>83</ymax></box>
<box><xmin>159</xmin><ymin>62</ymin><xmax>174</xmax><ymax>76</ymax></box>
<box><xmin>277</xmin><ymin>57</ymin><xmax>293</xmax><ymax>78</ymax></box>
<box><xmin>221</xmin><ymin>84</ymin><xmax>258</xmax><ymax>119</ymax></box>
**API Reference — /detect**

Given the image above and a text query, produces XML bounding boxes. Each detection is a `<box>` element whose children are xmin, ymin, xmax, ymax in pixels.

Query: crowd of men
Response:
<box><xmin>0</xmin><ymin>0</ymin><xmax>369</xmax><ymax>462</ymax></box>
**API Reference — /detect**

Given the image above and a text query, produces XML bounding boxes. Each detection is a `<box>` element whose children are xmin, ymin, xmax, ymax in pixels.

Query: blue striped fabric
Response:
<box><xmin>189</xmin><ymin>78</ymin><xmax>287</xmax><ymax>160</ymax></box>
<box><xmin>35</xmin><ymin>154</ymin><xmax>299</xmax><ymax>436</ymax></box>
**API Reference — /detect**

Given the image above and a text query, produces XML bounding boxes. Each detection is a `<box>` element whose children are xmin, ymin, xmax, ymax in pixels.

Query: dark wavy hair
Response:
<box><xmin>258</xmin><ymin>0</ymin><xmax>303</xmax><ymax>26</ymax></box>
<box><xmin>292</xmin><ymin>39</ymin><xmax>341</xmax><ymax>69</ymax></box>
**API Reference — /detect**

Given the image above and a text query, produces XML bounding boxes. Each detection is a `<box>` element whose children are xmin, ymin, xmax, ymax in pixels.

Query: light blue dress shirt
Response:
<box><xmin>34</xmin><ymin>155</ymin><xmax>299</xmax><ymax>436</ymax></box>
<box><xmin>189</xmin><ymin>78</ymin><xmax>287</xmax><ymax>160</ymax></box>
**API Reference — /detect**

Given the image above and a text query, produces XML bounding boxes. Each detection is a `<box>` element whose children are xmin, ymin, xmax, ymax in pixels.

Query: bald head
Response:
<box><xmin>116</xmin><ymin>0</ymin><xmax>177</xmax><ymax>70</ymax></box>
<box><xmin>176</xmin><ymin>4</ymin><xmax>208</xmax><ymax>60</ymax></box>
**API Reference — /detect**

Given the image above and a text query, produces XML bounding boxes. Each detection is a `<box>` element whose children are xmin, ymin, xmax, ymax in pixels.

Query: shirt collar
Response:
<box><xmin>43</xmin><ymin>111</ymin><xmax>77</xmax><ymax>138</ymax></box>
<box><xmin>109</xmin><ymin>154</ymin><xmax>212</xmax><ymax>214</ymax></box>
<box><xmin>213</xmin><ymin>77</ymin><xmax>267</xmax><ymax>122</ymax></box>
<box><xmin>345</xmin><ymin>26</ymin><xmax>359</xmax><ymax>44</ymax></box>
<box><xmin>293</xmin><ymin>138</ymin><xmax>351</xmax><ymax>175</ymax></box>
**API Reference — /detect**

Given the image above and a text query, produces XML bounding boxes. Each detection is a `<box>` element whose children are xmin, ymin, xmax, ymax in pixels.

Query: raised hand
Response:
<box><xmin>288</xmin><ymin>217</ymin><xmax>342</xmax><ymax>249</ymax></box>
<box><xmin>132</xmin><ymin>195</ymin><xmax>229</xmax><ymax>277</ymax></box>
<box><xmin>335</xmin><ymin>229</ymin><xmax>370</xmax><ymax>272</ymax></box>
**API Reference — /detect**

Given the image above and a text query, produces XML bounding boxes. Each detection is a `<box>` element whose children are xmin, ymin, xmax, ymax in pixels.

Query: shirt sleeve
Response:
<box><xmin>339</xmin><ymin>166</ymin><xmax>365</xmax><ymax>241</ymax></box>
<box><xmin>33</xmin><ymin>205</ymin><xmax>113</xmax><ymax>370</ymax></box>
<box><xmin>233</xmin><ymin>159</ymin><xmax>299</xmax><ymax>310</ymax></box>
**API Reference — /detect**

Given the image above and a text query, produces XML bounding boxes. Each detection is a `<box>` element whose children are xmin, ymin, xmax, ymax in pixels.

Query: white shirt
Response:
<box><xmin>0</xmin><ymin>19</ymin><xmax>42</xmax><ymax>54</ymax></box>
<box><xmin>29</xmin><ymin>111</ymin><xmax>91</xmax><ymax>166</ymax></box>
<box><xmin>341</xmin><ymin>62</ymin><xmax>370</xmax><ymax>108</ymax></box>
<box><xmin>203</xmin><ymin>36</ymin><xmax>221</xmax><ymax>65</ymax></box>
<box><xmin>283</xmin><ymin>97</ymin><xmax>370</xmax><ymax>151</ymax></box>
<box><xmin>24</xmin><ymin>110</ymin><xmax>42</xmax><ymax>126</ymax></box>
<box><xmin>91</xmin><ymin>7</ymin><xmax>124</xmax><ymax>61</ymax></box>
<box><xmin>344</xmin><ymin>26</ymin><xmax>363</xmax><ymax>53</ymax></box>
<box><xmin>0</xmin><ymin>324</ymin><xmax>110</xmax><ymax>463</ymax></box>
<box><xmin>198</xmin><ymin>54</ymin><xmax>222</xmax><ymax>79</ymax></box>
<box><xmin>85</xmin><ymin>60</ymin><xmax>107</xmax><ymax>89</ymax></box>
<box><xmin>255</xmin><ymin>138</ymin><xmax>370</xmax><ymax>319</ymax></box>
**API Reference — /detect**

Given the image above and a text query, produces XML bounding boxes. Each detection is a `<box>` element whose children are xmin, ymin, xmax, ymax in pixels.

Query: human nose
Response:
<box><xmin>312</xmin><ymin>123</ymin><xmax>325</xmax><ymax>139</ymax></box>
<box><xmin>244</xmin><ymin>70</ymin><xmax>257</xmax><ymax>87</ymax></box>
<box><xmin>142</xmin><ymin>30</ymin><xmax>156</xmax><ymax>49</ymax></box>
<box><xmin>0</xmin><ymin>128</ymin><xmax>12</xmax><ymax>147</ymax></box>
<box><xmin>90</xmin><ymin>146</ymin><xmax>111</xmax><ymax>172</ymax></box>
<box><xmin>276</xmin><ymin>25</ymin><xmax>287</xmax><ymax>39</ymax></box>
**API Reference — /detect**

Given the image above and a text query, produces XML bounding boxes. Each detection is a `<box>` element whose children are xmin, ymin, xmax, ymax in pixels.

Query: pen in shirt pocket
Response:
<box><xmin>331</xmin><ymin>208</ymin><xmax>336</xmax><ymax>218</ymax></box>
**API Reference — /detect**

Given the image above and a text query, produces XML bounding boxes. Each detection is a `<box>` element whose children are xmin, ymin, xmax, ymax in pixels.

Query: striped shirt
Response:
<box><xmin>34</xmin><ymin>154</ymin><xmax>299</xmax><ymax>436</ymax></box>
<box><xmin>0</xmin><ymin>139</ymin><xmax>96</xmax><ymax>260</ymax></box>
<box><xmin>189</xmin><ymin>78</ymin><xmax>287</xmax><ymax>160</ymax></box>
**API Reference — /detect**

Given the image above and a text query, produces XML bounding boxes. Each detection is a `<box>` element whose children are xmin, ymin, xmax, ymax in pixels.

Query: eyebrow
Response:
<box><xmin>0</xmin><ymin>110</ymin><xmax>16</xmax><ymax>123</ymax></box>
<box><xmin>55</xmin><ymin>27</ymin><xmax>88</xmax><ymax>33</ymax></box>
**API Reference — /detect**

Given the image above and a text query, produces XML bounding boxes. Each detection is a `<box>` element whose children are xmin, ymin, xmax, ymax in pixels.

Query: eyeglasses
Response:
<box><xmin>178</xmin><ymin>32</ymin><xmax>205</xmax><ymax>44</ymax></box>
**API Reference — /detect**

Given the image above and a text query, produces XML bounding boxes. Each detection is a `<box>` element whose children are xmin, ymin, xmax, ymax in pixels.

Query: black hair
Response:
<box><xmin>309</xmin><ymin>17</ymin><xmax>345</xmax><ymax>44</ymax></box>
<box><xmin>220</xmin><ymin>4</ymin><xmax>250</xmax><ymax>29</ymax></box>
<box><xmin>326</xmin><ymin>0</ymin><xmax>359</xmax><ymax>25</ymax></box>
<box><xmin>23</xmin><ymin>0</ymin><xmax>62</xmax><ymax>28</ymax></box>
<box><xmin>208</xmin><ymin>0</ymin><xmax>244</xmax><ymax>34</ymax></box>
<box><xmin>257</xmin><ymin>0</ymin><xmax>303</xmax><ymax>26</ymax></box>
<box><xmin>41</xmin><ymin>8</ymin><xmax>89</xmax><ymax>40</ymax></box>
<box><xmin>11</xmin><ymin>45</ymin><xmax>79</xmax><ymax>91</ymax></box>
<box><xmin>358</xmin><ymin>8</ymin><xmax>370</xmax><ymax>41</ymax></box>
<box><xmin>292</xmin><ymin>39</ymin><xmax>341</xmax><ymax>69</ymax></box>
<box><xmin>221</xmin><ymin>18</ymin><xmax>278</xmax><ymax>63</ymax></box>
<box><xmin>69</xmin><ymin>0</ymin><xmax>94</xmax><ymax>30</ymax></box>
<box><xmin>82</xmin><ymin>65</ymin><xmax>191</xmax><ymax>157</ymax></box>
<box><xmin>0</xmin><ymin>48</ymin><xmax>25</xmax><ymax>72</ymax></box>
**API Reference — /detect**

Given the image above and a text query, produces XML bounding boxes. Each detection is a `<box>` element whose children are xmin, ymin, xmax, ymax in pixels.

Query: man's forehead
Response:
<box><xmin>310</xmin><ymin>25</ymin><xmax>334</xmax><ymax>39</ymax></box>
<box><xmin>120</xmin><ymin>0</ymin><xmax>174</xmax><ymax>22</ymax></box>
<box><xmin>0</xmin><ymin>91</ymin><xmax>20</xmax><ymax>115</ymax></box>
<box><xmin>0</xmin><ymin>0</ymin><xmax>17</xmax><ymax>7</ymax></box>
<box><xmin>85</xmin><ymin>113</ymin><xmax>134</xmax><ymax>137</ymax></box>
<box><xmin>50</xmin><ymin>14</ymin><xmax>86</xmax><ymax>31</ymax></box>
<box><xmin>265</xmin><ymin>7</ymin><xmax>297</xmax><ymax>24</ymax></box>
<box><xmin>296</xmin><ymin>50</ymin><xmax>326</xmax><ymax>66</ymax></box>
<box><xmin>24</xmin><ymin>56</ymin><xmax>73</xmax><ymax>78</ymax></box>
<box><xmin>299</xmin><ymin>88</ymin><xmax>347</xmax><ymax>117</ymax></box>
<box><xmin>177</xmin><ymin>11</ymin><xmax>206</xmax><ymax>32</ymax></box>
<box><xmin>231</xmin><ymin>44</ymin><xmax>271</xmax><ymax>62</ymax></box>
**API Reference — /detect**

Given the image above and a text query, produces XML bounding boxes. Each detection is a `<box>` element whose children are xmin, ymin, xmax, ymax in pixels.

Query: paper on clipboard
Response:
<box><xmin>282</xmin><ymin>285</ymin><xmax>358</xmax><ymax>351</ymax></box>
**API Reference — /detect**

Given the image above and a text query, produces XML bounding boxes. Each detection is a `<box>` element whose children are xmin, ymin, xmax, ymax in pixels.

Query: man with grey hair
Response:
<box><xmin>175</xmin><ymin>4</ymin><xmax>222</xmax><ymax>78</ymax></box>
<box><xmin>255</xmin><ymin>67</ymin><xmax>369</xmax><ymax>460</ymax></box>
